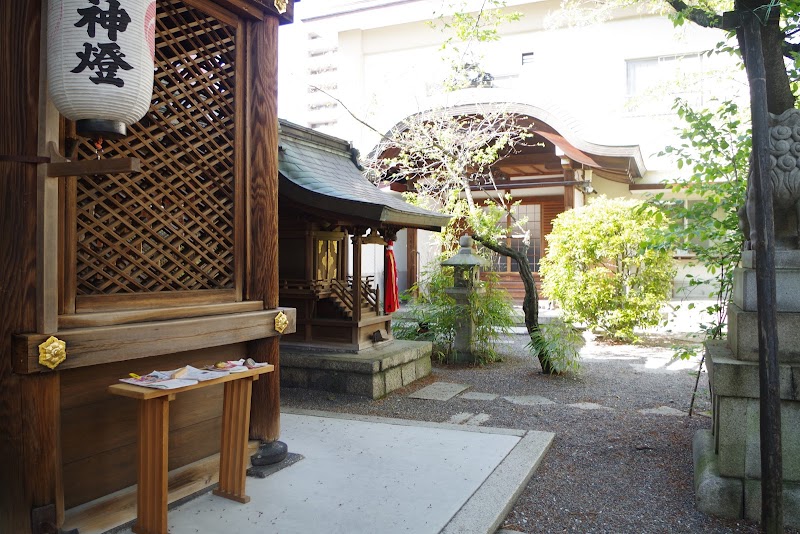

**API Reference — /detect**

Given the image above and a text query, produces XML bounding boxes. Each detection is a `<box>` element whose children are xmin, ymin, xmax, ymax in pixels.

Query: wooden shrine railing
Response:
<box><xmin>347</xmin><ymin>276</ymin><xmax>379</xmax><ymax>309</ymax></box>
<box><xmin>329</xmin><ymin>279</ymin><xmax>354</xmax><ymax>314</ymax></box>
<box><xmin>279</xmin><ymin>277</ymin><xmax>380</xmax><ymax>318</ymax></box>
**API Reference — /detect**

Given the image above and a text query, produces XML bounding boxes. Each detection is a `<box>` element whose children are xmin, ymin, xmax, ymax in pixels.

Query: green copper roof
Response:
<box><xmin>278</xmin><ymin>120</ymin><xmax>449</xmax><ymax>232</ymax></box>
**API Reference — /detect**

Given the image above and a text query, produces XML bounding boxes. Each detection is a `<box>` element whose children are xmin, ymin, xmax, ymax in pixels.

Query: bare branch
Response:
<box><xmin>362</xmin><ymin>105</ymin><xmax>534</xmax><ymax>204</ymax></box>
<box><xmin>308</xmin><ymin>84</ymin><xmax>390</xmax><ymax>141</ymax></box>
<box><xmin>785</xmin><ymin>40</ymin><xmax>800</xmax><ymax>59</ymax></box>
<box><xmin>664</xmin><ymin>0</ymin><xmax>722</xmax><ymax>28</ymax></box>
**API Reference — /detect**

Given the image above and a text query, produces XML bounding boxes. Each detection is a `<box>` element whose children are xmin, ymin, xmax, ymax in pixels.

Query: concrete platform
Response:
<box><xmin>117</xmin><ymin>410</ymin><xmax>553</xmax><ymax>534</ymax></box>
<box><xmin>281</xmin><ymin>340</ymin><xmax>433</xmax><ymax>399</ymax></box>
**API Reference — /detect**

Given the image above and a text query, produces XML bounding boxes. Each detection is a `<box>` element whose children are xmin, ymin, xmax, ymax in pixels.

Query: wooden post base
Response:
<box><xmin>213</xmin><ymin>376</ymin><xmax>255</xmax><ymax>503</ymax></box>
<box><xmin>132</xmin><ymin>396</ymin><xmax>170</xmax><ymax>534</ymax></box>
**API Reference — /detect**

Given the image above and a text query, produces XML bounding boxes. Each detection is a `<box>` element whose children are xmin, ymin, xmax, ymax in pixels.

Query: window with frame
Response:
<box><xmin>487</xmin><ymin>203</ymin><xmax>543</xmax><ymax>272</ymax></box>
<box><xmin>625</xmin><ymin>52</ymin><xmax>729</xmax><ymax>115</ymax></box>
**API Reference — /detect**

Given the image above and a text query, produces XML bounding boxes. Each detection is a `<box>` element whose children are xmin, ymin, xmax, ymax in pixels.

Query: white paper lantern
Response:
<box><xmin>48</xmin><ymin>0</ymin><xmax>156</xmax><ymax>139</ymax></box>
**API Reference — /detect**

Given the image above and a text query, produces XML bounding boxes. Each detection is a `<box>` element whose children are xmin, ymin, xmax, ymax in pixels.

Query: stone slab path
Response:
<box><xmin>408</xmin><ymin>383</ymin><xmax>688</xmax><ymax>429</ymax></box>
<box><xmin>409</xmin><ymin>381</ymin><xmax>470</xmax><ymax>400</ymax></box>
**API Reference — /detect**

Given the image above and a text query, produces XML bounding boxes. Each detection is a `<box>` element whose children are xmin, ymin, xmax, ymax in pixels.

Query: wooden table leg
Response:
<box><xmin>213</xmin><ymin>376</ymin><xmax>254</xmax><ymax>504</ymax></box>
<box><xmin>132</xmin><ymin>396</ymin><xmax>170</xmax><ymax>534</ymax></box>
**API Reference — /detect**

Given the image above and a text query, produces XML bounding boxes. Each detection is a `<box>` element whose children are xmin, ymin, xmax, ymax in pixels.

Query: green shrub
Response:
<box><xmin>540</xmin><ymin>196</ymin><xmax>675</xmax><ymax>343</ymax></box>
<box><xmin>469</xmin><ymin>272</ymin><xmax>515</xmax><ymax>362</ymax></box>
<box><xmin>395</xmin><ymin>266</ymin><xmax>514</xmax><ymax>364</ymax></box>
<box><xmin>528</xmin><ymin>320</ymin><xmax>584</xmax><ymax>374</ymax></box>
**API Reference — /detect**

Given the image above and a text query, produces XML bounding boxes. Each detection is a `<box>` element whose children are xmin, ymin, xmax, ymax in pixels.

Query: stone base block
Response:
<box><xmin>694</xmin><ymin>429</ymin><xmax>743</xmax><ymax>520</ymax></box>
<box><xmin>280</xmin><ymin>340</ymin><xmax>433</xmax><ymax>399</ymax></box>
<box><xmin>727</xmin><ymin>304</ymin><xmax>800</xmax><ymax>362</ymax></box>
<box><xmin>694</xmin><ymin>429</ymin><xmax>800</xmax><ymax>528</ymax></box>
<box><xmin>733</xmin><ymin>267</ymin><xmax>800</xmax><ymax>312</ymax></box>
<box><xmin>706</xmin><ymin>341</ymin><xmax>800</xmax><ymax>400</ymax></box>
<box><xmin>744</xmin><ymin>479</ymin><xmax>800</xmax><ymax>527</ymax></box>
<box><xmin>707</xmin><ymin>342</ymin><xmax>800</xmax><ymax>481</ymax></box>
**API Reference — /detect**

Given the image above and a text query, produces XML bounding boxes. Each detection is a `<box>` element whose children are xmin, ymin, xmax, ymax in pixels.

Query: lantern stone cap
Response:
<box><xmin>441</xmin><ymin>236</ymin><xmax>489</xmax><ymax>266</ymax></box>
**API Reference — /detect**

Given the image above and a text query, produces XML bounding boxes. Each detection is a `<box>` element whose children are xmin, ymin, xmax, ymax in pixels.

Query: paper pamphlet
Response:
<box><xmin>119</xmin><ymin>366</ymin><xmax>229</xmax><ymax>389</ymax></box>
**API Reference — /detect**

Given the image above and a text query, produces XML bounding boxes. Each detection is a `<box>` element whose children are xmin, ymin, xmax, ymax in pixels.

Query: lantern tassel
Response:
<box><xmin>94</xmin><ymin>137</ymin><xmax>104</xmax><ymax>160</ymax></box>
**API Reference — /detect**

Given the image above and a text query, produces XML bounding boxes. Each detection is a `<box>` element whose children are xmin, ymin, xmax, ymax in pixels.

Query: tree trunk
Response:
<box><xmin>666</xmin><ymin>0</ymin><xmax>796</xmax><ymax>115</ymax></box>
<box><xmin>472</xmin><ymin>234</ymin><xmax>557</xmax><ymax>373</ymax></box>
<box><xmin>735</xmin><ymin>1</ymin><xmax>795</xmax><ymax>115</ymax></box>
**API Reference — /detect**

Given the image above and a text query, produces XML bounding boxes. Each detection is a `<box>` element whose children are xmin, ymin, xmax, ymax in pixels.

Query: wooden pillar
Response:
<box><xmin>741</xmin><ymin>9</ymin><xmax>783</xmax><ymax>531</ymax></box>
<box><xmin>305</xmin><ymin>229</ymin><xmax>314</xmax><ymax>280</ymax></box>
<box><xmin>341</xmin><ymin>229</ymin><xmax>350</xmax><ymax>284</ymax></box>
<box><xmin>304</xmin><ymin>229</ymin><xmax>314</xmax><ymax>341</ymax></box>
<box><xmin>0</xmin><ymin>1</ymin><xmax>62</xmax><ymax>532</ymax></box>
<box><xmin>351</xmin><ymin>232</ymin><xmax>363</xmax><ymax>345</ymax></box>
<box><xmin>563</xmin><ymin>166</ymin><xmax>576</xmax><ymax>211</ymax></box>
<box><xmin>246</xmin><ymin>14</ymin><xmax>281</xmax><ymax>443</ymax></box>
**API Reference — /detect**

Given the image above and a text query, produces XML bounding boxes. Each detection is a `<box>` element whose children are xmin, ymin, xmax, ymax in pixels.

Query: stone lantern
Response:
<box><xmin>441</xmin><ymin>236</ymin><xmax>488</xmax><ymax>363</ymax></box>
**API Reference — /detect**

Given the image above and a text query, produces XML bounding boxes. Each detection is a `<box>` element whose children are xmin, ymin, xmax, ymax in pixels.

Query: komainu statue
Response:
<box><xmin>739</xmin><ymin>108</ymin><xmax>800</xmax><ymax>250</ymax></box>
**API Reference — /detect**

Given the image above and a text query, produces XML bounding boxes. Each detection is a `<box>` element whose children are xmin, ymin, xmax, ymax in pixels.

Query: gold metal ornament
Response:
<box><xmin>38</xmin><ymin>336</ymin><xmax>67</xmax><ymax>370</ymax></box>
<box><xmin>274</xmin><ymin>0</ymin><xmax>287</xmax><ymax>14</ymax></box>
<box><xmin>274</xmin><ymin>311</ymin><xmax>289</xmax><ymax>334</ymax></box>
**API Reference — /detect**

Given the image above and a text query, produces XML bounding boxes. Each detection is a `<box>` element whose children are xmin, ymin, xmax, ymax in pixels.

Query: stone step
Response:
<box><xmin>733</xmin><ymin>266</ymin><xmax>800</xmax><ymax>312</ymax></box>
<box><xmin>741</xmin><ymin>249</ymin><xmax>800</xmax><ymax>269</ymax></box>
<box><xmin>728</xmin><ymin>304</ymin><xmax>800</xmax><ymax>362</ymax></box>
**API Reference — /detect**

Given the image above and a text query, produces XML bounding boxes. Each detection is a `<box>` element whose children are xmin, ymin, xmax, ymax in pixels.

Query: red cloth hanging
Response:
<box><xmin>384</xmin><ymin>240</ymin><xmax>400</xmax><ymax>314</ymax></box>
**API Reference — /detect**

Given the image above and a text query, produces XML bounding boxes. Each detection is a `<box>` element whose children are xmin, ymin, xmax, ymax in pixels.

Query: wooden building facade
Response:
<box><xmin>1</xmin><ymin>0</ymin><xmax>296</xmax><ymax>532</ymax></box>
<box><xmin>376</xmin><ymin>102</ymin><xmax>646</xmax><ymax>301</ymax></box>
<box><xmin>277</xmin><ymin>120</ymin><xmax>448</xmax><ymax>351</ymax></box>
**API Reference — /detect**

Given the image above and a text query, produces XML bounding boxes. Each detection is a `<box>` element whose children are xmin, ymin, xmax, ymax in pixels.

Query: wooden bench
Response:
<box><xmin>108</xmin><ymin>365</ymin><xmax>274</xmax><ymax>534</ymax></box>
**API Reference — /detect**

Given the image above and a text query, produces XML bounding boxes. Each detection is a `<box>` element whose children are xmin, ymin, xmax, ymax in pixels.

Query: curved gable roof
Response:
<box><xmin>378</xmin><ymin>91</ymin><xmax>646</xmax><ymax>183</ymax></box>
<box><xmin>278</xmin><ymin>119</ymin><xmax>449</xmax><ymax>231</ymax></box>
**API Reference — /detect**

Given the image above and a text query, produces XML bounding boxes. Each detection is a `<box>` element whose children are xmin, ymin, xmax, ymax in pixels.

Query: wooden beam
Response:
<box><xmin>76</xmin><ymin>289</ymin><xmax>238</xmax><ymax>314</ymax></box>
<box><xmin>246</xmin><ymin>14</ymin><xmax>282</xmax><ymax>443</ymax></box>
<box><xmin>0</xmin><ymin>1</ymin><xmax>62</xmax><ymax>532</ymax></box>
<box><xmin>59</xmin><ymin>301</ymin><xmax>264</xmax><ymax>329</ymax></box>
<box><xmin>497</xmin><ymin>153</ymin><xmax>561</xmax><ymax>167</ymax></box>
<box><xmin>211</xmin><ymin>0</ymin><xmax>295</xmax><ymax>23</ymax></box>
<box><xmin>47</xmin><ymin>156</ymin><xmax>141</xmax><ymax>177</ymax></box>
<box><xmin>13</xmin><ymin>308</ymin><xmax>297</xmax><ymax>374</ymax></box>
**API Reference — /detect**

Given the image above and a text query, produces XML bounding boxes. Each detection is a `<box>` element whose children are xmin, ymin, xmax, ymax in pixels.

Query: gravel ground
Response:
<box><xmin>280</xmin><ymin>325</ymin><xmax>792</xmax><ymax>534</ymax></box>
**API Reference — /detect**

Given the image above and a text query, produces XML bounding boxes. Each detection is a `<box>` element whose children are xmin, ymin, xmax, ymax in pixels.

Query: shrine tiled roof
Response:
<box><xmin>278</xmin><ymin>119</ymin><xmax>449</xmax><ymax>231</ymax></box>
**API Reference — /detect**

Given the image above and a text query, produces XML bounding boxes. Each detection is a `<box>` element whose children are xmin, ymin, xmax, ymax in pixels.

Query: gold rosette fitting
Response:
<box><xmin>39</xmin><ymin>336</ymin><xmax>67</xmax><ymax>370</ymax></box>
<box><xmin>274</xmin><ymin>311</ymin><xmax>289</xmax><ymax>334</ymax></box>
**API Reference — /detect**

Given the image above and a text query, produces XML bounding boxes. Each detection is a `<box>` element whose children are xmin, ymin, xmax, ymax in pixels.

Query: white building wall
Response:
<box><xmin>277</xmin><ymin>0</ymin><xmax>746</xmax><ymax>298</ymax></box>
<box><xmin>283</xmin><ymin>1</ymin><xmax>743</xmax><ymax>171</ymax></box>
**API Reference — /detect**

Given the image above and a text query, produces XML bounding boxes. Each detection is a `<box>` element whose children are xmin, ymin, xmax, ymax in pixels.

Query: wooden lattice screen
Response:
<box><xmin>71</xmin><ymin>0</ymin><xmax>238</xmax><ymax>299</ymax></box>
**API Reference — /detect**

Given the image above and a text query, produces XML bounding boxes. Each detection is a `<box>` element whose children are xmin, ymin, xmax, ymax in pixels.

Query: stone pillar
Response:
<box><xmin>694</xmin><ymin>250</ymin><xmax>800</xmax><ymax>527</ymax></box>
<box><xmin>441</xmin><ymin>236</ymin><xmax>487</xmax><ymax>364</ymax></box>
<box><xmin>444</xmin><ymin>285</ymin><xmax>483</xmax><ymax>363</ymax></box>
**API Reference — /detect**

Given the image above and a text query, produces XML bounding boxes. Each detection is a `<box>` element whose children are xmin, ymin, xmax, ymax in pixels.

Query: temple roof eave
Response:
<box><xmin>278</xmin><ymin>119</ymin><xmax>449</xmax><ymax>232</ymax></box>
